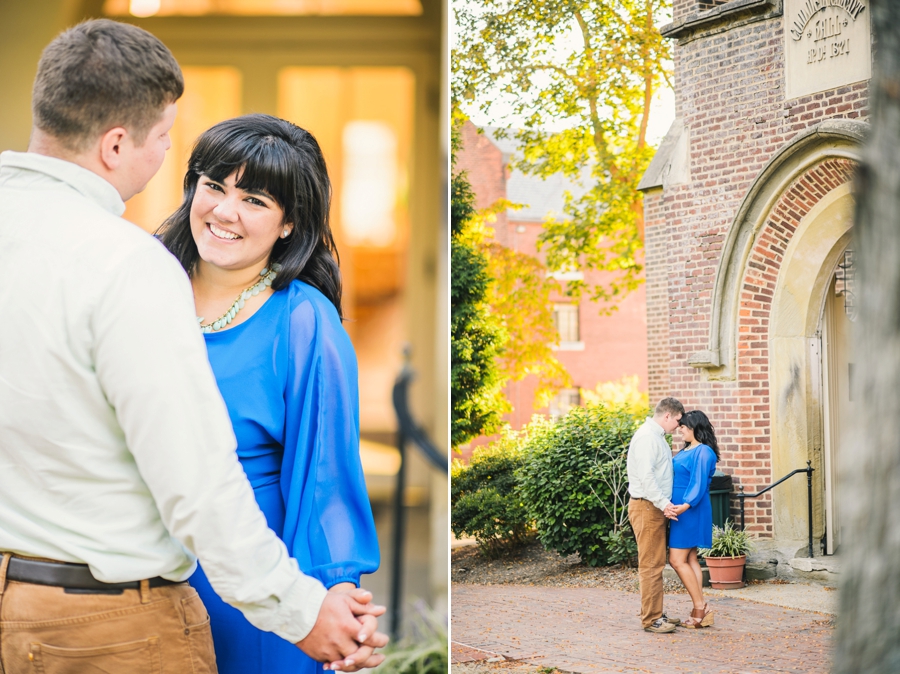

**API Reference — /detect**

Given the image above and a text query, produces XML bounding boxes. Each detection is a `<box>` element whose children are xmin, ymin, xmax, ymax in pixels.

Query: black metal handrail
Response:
<box><xmin>388</xmin><ymin>348</ymin><xmax>447</xmax><ymax>640</ymax></box>
<box><xmin>391</xmin><ymin>360</ymin><xmax>446</xmax><ymax>472</ymax></box>
<box><xmin>737</xmin><ymin>460</ymin><xmax>815</xmax><ymax>558</ymax></box>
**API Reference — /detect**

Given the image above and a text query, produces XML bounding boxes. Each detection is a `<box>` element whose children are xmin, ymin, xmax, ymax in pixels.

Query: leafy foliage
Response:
<box><xmin>484</xmin><ymin>237</ymin><xmax>571</xmax><ymax>408</ymax></box>
<box><xmin>517</xmin><ymin>404</ymin><xmax>647</xmax><ymax>566</ymax></box>
<box><xmin>378</xmin><ymin>605</ymin><xmax>447</xmax><ymax>674</ymax></box>
<box><xmin>451</xmin><ymin>430</ymin><xmax>532</xmax><ymax>556</ymax></box>
<box><xmin>450</xmin><ymin>127</ymin><xmax>509</xmax><ymax>448</ymax></box>
<box><xmin>581</xmin><ymin>375</ymin><xmax>649</xmax><ymax>414</ymax></box>
<box><xmin>452</xmin><ymin>114</ymin><xmax>570</xmax><ymax>419</ymax></box>
<box><xmin>453</xmin><ymin>0</ymin><xmax>672</xmax><ymax>303</ymax></box>
<box><xmin>700</xmin><ymin>521</ymin><xmax>755</xmax><ymax>558</ymax></box>
<box><xmin>600</xmin><ymin>527</ymin><xmax>639</xmax><ymax>567</ymax></box>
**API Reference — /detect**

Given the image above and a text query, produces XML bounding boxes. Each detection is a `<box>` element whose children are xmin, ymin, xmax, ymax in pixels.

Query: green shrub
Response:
<box><xmin>451</xmin><ymin>429</ymin><xmax>532</xmax><ymax>556</ymax></box>
<box><xmin>517</xmin><ymin>404</ymin><xmax>646</xmax><ymax>567</ymax></box>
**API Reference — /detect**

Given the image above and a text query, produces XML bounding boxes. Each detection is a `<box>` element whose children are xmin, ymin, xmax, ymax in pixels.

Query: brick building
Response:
<box><xmin>641</xmin><ymin>0</ymin><xmax>870</xmax><ymax>568</ymax></box>
<box><xmin>457</xmin><ymin>121</ymin><xmax>648</xmax><ymax>434</ymax></box>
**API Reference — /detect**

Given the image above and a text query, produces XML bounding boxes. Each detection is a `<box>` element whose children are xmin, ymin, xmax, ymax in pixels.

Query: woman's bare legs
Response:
<box><xmin>668</xmin><ymin>547</ymin><xmax>705</xmax><ymax>610</ymax></box>
<box><xmin>687</xmin><ymin>548</ymin><xmax>704</xmax><ymax>600</ymax></box>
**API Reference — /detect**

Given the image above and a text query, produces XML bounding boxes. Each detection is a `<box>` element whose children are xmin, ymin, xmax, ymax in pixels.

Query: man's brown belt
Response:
<box><xmin>5</xmin><ymin>556</ymin><xmax>181</xmax><ymax>593</ymax></box>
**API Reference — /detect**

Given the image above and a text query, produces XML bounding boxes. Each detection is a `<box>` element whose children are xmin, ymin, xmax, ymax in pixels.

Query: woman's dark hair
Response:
<box><xmin>157</xmin><ymin>113</ymin><xmax>342</xmax><ymax>317</ymax></box>
<box><xmin>680</xmin><ymin>410</ymin><xmax>720</xmax><ymax>459</ymax></box>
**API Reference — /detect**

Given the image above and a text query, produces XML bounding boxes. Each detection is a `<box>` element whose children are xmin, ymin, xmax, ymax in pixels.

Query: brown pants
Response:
<box><xmin>0</xmin><ymin>554</ymin><xmax>217</xmax><ymax>674</ymax></box>
<box><xmin>628</xmin><ymin>498</ymin><xmax>668</xmax><ymax>628</ymax></box>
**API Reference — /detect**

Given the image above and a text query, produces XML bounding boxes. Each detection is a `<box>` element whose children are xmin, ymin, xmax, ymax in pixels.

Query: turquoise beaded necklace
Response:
<box><xmin>198</xmin><ymin>263</ymin><xmax>281</xmax><ymax>333</ymax></box>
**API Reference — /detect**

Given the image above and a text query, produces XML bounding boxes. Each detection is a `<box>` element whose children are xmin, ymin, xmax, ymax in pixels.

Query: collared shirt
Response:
<box><xmin>627</xmin><ymin>417</ymin><xmax>674</xmax><ymax>511</ymax></box>
<box><xmin>0</xmin><ymin>151</ymin><xmax>326</xmax><ymax>643</ymax></box>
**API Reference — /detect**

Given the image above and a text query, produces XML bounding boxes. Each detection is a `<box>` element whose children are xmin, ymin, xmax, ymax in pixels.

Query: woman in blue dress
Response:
<box><xmin>668</xmin><ymin>410</ymin><xmax>719</xmax><ymax>628</ymax></box>
<box><xmin>157</xmin><ymin>114</ymin><xmax>380</xmax><ymax>672</ymax></box>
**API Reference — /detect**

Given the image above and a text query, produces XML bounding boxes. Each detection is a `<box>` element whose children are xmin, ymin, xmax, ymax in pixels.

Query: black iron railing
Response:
<box><xmin>737</xmin><ymin>460</ymin><xmax>815</xmax><ymax>558</ymax></box>
<box><xmin>388</xmin><ymin>350</ymin><xmax>447</xmax><ymax>640</ymax></box>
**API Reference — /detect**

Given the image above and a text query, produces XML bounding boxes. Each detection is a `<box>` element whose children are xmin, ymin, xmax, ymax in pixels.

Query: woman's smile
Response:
<box><xmin>207</xmin><ymin>222</ymin><xmax>241</xmax><ymax>241</ymax></box>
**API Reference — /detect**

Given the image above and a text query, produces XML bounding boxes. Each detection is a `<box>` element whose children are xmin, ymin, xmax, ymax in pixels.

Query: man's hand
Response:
<box><xmin>295</xmin><ymin>588</ymin><xmax>387</xmax><ymax>664</ymax></box>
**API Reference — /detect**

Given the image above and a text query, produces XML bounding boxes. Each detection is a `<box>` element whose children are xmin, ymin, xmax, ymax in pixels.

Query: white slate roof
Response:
<box><xmin>481</xmin><ymin>126</ymin><xmax>593</xmax><ymax>223</ymax></box>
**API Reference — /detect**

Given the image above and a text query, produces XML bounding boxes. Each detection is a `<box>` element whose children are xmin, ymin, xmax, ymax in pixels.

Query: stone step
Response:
<box><xmin>664</xmin><ymin>559</ymin><xmax>779</xmax><ymax>586</ymax></box>
<box><xmin>789</xmin><ymin>556</ymin><xmax>841</xmax><ymax>574</ymax></box>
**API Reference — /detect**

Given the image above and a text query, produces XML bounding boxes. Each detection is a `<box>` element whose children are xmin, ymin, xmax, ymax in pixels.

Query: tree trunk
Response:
<box><xmin>833</xmin><ymin>1</ymin><xmax>900</xmax><ymax>672</ymax></box>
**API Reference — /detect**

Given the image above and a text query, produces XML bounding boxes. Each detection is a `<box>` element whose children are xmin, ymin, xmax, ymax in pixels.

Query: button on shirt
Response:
<box><xmin>0</xmin><ymin>151</ymin><xmax>327</xmax><ymax>643</ymax></box>
<box><xmin>627</xmin><ymin>418</ymin><xmax>674</xmax><ymax>511</ymax></box>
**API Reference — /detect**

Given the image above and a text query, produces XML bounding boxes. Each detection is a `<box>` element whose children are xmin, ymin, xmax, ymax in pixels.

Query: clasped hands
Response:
<box><xmin>296</xmin><ymin>585</ymin><xmax>389</xmax><ymax>672</ymax></box>
<box><xmin>663</xmin><ymin>503</ymin><xmax>690</xmax><ymax>520</ymax></box>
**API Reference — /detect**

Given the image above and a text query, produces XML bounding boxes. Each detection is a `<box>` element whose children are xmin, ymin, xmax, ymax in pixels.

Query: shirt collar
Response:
<box><xmin>0</xmin><ymin>151</ymin><xmax>126</xmax><ymax>217</ymax></box>
<box><xmin>645</xmin><ymin>417</ymin><xmax>666</xmax><ymax>435</ymax></box>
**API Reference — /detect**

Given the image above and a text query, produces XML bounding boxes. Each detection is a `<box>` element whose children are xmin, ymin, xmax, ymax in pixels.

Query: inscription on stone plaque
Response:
<box><xmin>785</xmin><ymin>0</ymin><xmax>871</xmax><ymax>100</ymax></box>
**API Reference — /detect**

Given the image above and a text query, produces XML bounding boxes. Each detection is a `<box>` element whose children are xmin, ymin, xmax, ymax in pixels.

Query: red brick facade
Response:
<box><xmin>645</xmin><ymin>4</ymin><xmax>868</xmax><ymax>537</ymax></box>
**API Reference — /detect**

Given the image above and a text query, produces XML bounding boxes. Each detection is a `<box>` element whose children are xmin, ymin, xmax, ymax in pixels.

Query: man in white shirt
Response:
<box><xmin>0</xmin><ymin>19</ymin><xmax>385</xmax><ymax>673</ymax></box>
<box><xmin>626</xmin><ymin>397</ymin><xmax>685</xmax><ymax>633</ymax></box>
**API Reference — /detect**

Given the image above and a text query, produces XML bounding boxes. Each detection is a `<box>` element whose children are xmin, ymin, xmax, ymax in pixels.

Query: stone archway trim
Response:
<box><xmin>689</xmin><ymin>119</ymin><xmax>867</xmax><ymax>378</ymax></box>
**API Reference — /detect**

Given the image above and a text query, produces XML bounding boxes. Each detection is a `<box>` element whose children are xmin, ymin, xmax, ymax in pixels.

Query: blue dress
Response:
<box><xmin>668</xmin><ymin>444</ymin><xmax>717</xmax><ymax>549</ymax></box>
<box><xmin>189</xmin><ymin>280</ymin><xmax>380</xmax><ymax>673</ymax></box>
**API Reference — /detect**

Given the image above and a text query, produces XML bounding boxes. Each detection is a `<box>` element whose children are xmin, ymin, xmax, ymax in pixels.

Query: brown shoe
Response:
<box><xmin>644</xmin><ymin>618</ymin><xmax>677</xmax><ymax>633</ymax></box>
<box><xmin>682</xmin><ymin>603</ymin><xmax>714</xmax><ymax>629</ymax></box>
<box><xmin>661</xmin><ymin>613</ymin><xmax>681</xmax><ymax>627</ymax></box>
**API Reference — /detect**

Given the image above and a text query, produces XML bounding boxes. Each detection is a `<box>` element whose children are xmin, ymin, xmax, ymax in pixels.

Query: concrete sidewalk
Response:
<box><xmin>451</xmin><ymin>584</ymin><xmax>834</xmax><ymax>673</ymax></box>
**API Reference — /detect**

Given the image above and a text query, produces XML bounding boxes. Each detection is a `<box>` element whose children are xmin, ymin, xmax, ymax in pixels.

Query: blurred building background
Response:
<box><xmin>0</xmin><ymin>0</ymin><xmax>447</xmax><ymax>632</ymax></box>
<box><xmin>456</xmin><ymin>120</ymin><xmax>648</xmax><ymax>458</ymax></box>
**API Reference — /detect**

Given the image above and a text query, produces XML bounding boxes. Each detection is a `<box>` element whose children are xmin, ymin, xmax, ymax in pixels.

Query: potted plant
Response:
<box><xmin>700</xmin><ymin>521</ymin><xmax>755</xmax><ymax>589</ymax></box>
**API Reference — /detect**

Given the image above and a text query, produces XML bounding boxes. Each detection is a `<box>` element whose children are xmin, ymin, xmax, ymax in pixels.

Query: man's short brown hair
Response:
<box><xmin>654</xmin><ymin>397</ymin><xmax>685</xmax><ymax>417</ymax></box>
<box><xmin>32</xmin><ymin>19</ymin><xmax>184</xmax><ymax>152</ymax></box>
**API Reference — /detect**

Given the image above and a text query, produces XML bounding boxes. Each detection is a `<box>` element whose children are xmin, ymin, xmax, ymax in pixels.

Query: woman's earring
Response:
<box><xmin>281</xmin><ymin>229</ymin><xmax>290</xmax><ymax>238</ymax></box>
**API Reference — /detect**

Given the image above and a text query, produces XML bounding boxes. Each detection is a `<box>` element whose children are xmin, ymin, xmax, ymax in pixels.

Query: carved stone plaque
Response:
<box><xmin>785</xmin><ymin>0</ymin><xmax>871</xmax><ymax>100</ymax></box>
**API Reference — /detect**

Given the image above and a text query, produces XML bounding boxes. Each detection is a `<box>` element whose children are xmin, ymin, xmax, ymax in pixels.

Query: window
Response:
<box><xmin>553</xmin><ymin>303</ymin><xmax>580</xmax><ymax>346</ymax></box>
<box><xmin>549</xmin><ymin>389</ymin><xmax>581</xmax><ymax>419</ymax></box>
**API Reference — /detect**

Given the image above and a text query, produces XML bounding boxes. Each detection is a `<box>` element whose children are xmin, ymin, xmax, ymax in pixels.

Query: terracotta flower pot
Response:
<box><xmin>705</xmin><ymin>554</ymin><xmax>746</xmax><ymax>589</ymax></box>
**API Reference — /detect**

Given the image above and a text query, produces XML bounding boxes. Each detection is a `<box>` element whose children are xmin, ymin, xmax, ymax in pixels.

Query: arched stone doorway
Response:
<box><xmin>768</xmin><ymin>179</ymin><xmax>854</xmax><ymax>546</ymax></box>
<box><xmin>698</xmin><ymin>120</ymin><xmax>865</xmax><ymax>550</ymax></box>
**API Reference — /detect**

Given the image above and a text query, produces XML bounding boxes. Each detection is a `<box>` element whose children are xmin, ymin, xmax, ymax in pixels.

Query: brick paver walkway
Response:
<box><xmin>452</xmin><ymin>585</ymin><xmax>833</xmax><ymax>673</ymax></box>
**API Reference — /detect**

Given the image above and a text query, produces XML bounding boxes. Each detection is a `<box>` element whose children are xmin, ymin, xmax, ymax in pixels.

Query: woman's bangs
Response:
<box><xmin>233</xmin><ymin>137</ymin><xmax>295</xmax><ymax>207</ymax></box>
<box><xmin>193</xmin><ymin>131</ymin><xmax>295</xmax><ymax>207</ymax></box>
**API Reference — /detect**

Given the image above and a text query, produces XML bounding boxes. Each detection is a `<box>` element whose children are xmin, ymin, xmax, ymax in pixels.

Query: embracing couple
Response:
<box><xmin>627</xmin><ymin>397</ymin><xmax>720</xmax><ymax>633</ymax></box>
<box><xmin>0</xmin><ymin>19</ymin><xmax>384</xmax><ymax>674</ymax></box>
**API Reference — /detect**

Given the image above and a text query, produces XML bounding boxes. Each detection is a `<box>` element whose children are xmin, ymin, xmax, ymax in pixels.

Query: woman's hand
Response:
<box><xmin>324</xmin><ymin>584</ymin><xmax>388</xmax><ymax>672</ymax></box>
<box><xmin>675</xmin><ymin>503</ymin><xmax>690</xmax><ymax>515</ymax></box>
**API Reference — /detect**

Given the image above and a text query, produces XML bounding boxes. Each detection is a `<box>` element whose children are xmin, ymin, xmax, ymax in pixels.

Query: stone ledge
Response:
<box><xmin>661</xmin><ymin>0</ymin><xmax>780</xmax><ymax>43</ymax></box>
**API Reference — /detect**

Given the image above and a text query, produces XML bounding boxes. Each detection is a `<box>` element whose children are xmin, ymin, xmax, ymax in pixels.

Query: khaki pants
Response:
<box><xmin>0</xmin><ymin>554</ymin><xmax>217</xmax><ymax>674</ymax></box>
<box><xmin>628</xmin><ymin>498</ymin><xmax>667</xmax><ymax>628</ymax></box>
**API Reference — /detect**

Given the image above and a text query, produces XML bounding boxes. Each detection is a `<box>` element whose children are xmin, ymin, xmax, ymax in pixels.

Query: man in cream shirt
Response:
<box><xmin>0</xmin><ymin>19</ymin><xmax>385</xmax><ymax>673</ymax></box>
<box><xmin>627</xmin><ymin>397</ymin><xmax>685</xmax><ymax>633</ymax></box>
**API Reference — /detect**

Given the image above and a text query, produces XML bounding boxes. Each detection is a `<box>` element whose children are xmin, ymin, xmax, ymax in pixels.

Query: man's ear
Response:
<box><xmin>98</xmin><ymin>127</ymin><xmax>129</xmax><ymax>171</ymax></box>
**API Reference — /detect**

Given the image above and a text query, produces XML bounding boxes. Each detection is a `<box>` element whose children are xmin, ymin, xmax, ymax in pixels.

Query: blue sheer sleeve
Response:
<box><xmin>278</xmin><ymin>282</ymin><xmax>380</xmax><ymax>589</ymax></box>
<box><xmin>681</xmin><ymin>445</ymin><xmax>718</xmax><ymax>509</ymax></box>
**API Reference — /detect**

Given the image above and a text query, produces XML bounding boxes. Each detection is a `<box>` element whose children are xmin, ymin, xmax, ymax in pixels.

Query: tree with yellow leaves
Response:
<box><xmin>453</xmin><ymin>0</ymin><xmax>671</xmax><ymax>303</ymax></box>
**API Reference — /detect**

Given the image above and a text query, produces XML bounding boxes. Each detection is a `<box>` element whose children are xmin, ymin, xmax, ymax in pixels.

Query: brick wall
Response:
<box><xmin>643</xmin><ymin>188</ymin><xmax>670</xmax><ymax>398</ymax></box>
<box><xmin>649</xmin><ymin>13</ymin><xmax>869</xmax><ymax>534</ymax></box>
<box><xmin>455</xmin><ymin>121</ymin><xmax>510</xmax><ymax>246</ymax></box>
